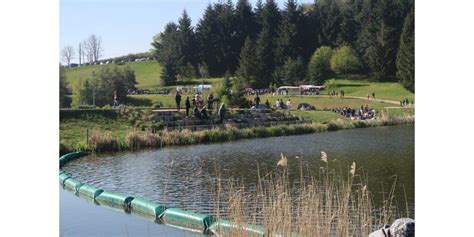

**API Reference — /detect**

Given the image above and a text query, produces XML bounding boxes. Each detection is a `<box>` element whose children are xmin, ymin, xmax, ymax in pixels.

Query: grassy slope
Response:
<box><xmin>329</xmin><ymin>77</ymin><xmax>414</xmax><ymax>101</ymax></box>
<box><xmin>65</xmin><ymin>61</ymin><xmax>413</xmax><ymax>104</ymax></box>
<box><xmin>64</xmin><ymin>61</ymin><xmax>162</xmax><ymax>90</ymax></box>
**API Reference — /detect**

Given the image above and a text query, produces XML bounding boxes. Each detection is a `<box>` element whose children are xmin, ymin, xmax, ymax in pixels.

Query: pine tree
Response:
<box><xmin>177</xmin><ymin>10</ymin><xmax>197</xmax><ymax>70</ymax></box>
<box><xmin>396</xmin><ymin>8</ymin><xmax>414</xmax><ymax>92</ymax></box>
<box><xmin>235</xmin><ymin>0</ymin><xmax>257</xmax><ymax>43</ymax></box>
<box><xmin>237</xmin><ymin>37</ymin><xmax>258</xmax><ymax>87</ymax></box>
<box><xmin>214</xmin><ymin>1</ymin><xmax>239</xmax><ymax>73</ymax></box>
<box><xmin>154</xmin><ymin>22</ymin><xmax>180</xmax><ymax>86</ymax></box>
<box><xmin>275</xmin><ymin>0</ymin><xmax>303</xmax><ymax>66</ymax></box>
<box><xmin>254</xmin><ymin>0</ymin><xmax>281</xmax><ymax>88</ymax></box>
<box><xmin>280</xmin><ymin>57</ymin><xmax>305</xmax><ymax>85</ymax></box>
<box><xmin>59</xmin><ymin>67</ymin><xmax>71</xmax><ymax>108</ymax></box>
<box><xmin>365</xmin><ymin>0</ymin><xmax>404</xmax><ymax>81</ymax></box>
<box><xmin>315</xmin><ymin>0</ymin><xmax>343</xmax><ymax>47</ymax></box>
<box><xmin>196</xmin><ymin>4</ymin><xmax>220</xmax><ymax>76</ymax></box>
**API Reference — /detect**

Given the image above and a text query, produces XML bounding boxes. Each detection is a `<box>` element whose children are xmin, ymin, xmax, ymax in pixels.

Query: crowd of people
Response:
<box><xmin>175</xmin><ymin>91</ymin><xmax>226</xmax><ymax>123</ymax></box>
<box><xmin>328</xmin><ymin>90</ymin><xmax>345</xmax><ymax>97</ymax></box>
<box><xmin>331</xmin><ymin>104</ymin><xmax>376</xmax><ymax>120</ymax></box>
<box><xmin>400</xmin><ymin>98</ymin><xmax>413</xmax><ymax>107</ymax></box>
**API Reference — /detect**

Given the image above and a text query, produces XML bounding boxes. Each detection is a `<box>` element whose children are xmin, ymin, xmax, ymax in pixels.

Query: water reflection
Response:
<box><xmin>62</xmin><ymin>125</ymin><xmax>414</xmax><ymax>218</ymax></box>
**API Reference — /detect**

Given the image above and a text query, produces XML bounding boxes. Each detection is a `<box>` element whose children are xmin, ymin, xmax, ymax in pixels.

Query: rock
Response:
<box><xmin>369</xmin><ymin>218</ymin><xmax>414</xmax><ymax>237</ymax></box>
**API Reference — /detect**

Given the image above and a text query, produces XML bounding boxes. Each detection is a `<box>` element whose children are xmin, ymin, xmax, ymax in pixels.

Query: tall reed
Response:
<box><xmin>211</xmin><ymin>153</ymin><xmax>403</xmax><ymax>236</ymax></box>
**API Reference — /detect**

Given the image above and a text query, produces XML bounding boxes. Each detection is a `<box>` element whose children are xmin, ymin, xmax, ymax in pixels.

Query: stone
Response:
<box><xmin>369</xmin><ymin>218</ymin><xmax>414</xmax><ymax>237</ymax></box>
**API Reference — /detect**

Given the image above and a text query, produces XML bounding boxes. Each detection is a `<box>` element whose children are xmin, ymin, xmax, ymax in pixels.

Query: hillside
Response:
<box><xmin>64</xmin><ymin>61</ymin><xmax>162</xmax><ymax>91</ymax></box>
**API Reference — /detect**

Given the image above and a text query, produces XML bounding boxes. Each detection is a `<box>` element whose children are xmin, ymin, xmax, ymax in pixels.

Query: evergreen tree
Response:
<box><xmin>339</xmin><ymin>2</ymin><xmax>360</xmax><ymax>47</ymax></box>
<box><xmin>280</xmin><ymin>57</ymin><xmax>305</xmax><ymax>85</ymax></box>
<box><xmin>154</xmin><ymin>22</ymin><xmax>180</xmax><ymax>86</ymax></box>
<box><xmin>275</xmin><ymin>0</ymin><xmax>303</xmax><ymax>66</ymax></box>
<box><xmin>59</xmin><ymin>67</ymin><xmax>71</xmax><ymax>108</ymax></box>
<box><xmin>196</xmin><ymin>4</ymin><xmax>220</xmax><ymax>76</ymax></box>
<box><xmin>254</xmin><ymin>0</ymin><xmax>264</xmax><ymax>33</ymax></box>
<box><xmin>366</xmin><ymin>0</ymin><xmax>404</xmax><ymax>81</ymax></box>
<box><xmin>237</xmin><ymin>37</ymin><xmax>258</xmax><ymax>87</ymax></box>
<box><xmin>235</xmin><ymin>0</ymin><xmax>257</xmax><ymax>43</ymax></box>
<box><xmin>315</xmin><ymin>0</ymin><xmax>343</xmax><ymax>47</ymax></box>
<box><xmin>254</xmin><ymin>0</ymin><xmax>281</xmax><ymax>88</ymax></box>
<box><xmin>177</xmin><ymin>10</ymin><xmax>197</xmax><ymax>70</ymax></box>
<box><xmin>214</xmin><ymin>1</ymin><xmax>239</xmax><ymax>73</ymax></box>
<box><xmin>396</xmin><ymin>8</ymin><xmax>414</xmax><ymax>92</ymax></box>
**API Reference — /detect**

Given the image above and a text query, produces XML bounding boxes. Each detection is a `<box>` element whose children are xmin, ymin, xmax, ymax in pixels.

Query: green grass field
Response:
<box><xmin>64</xmin><ymin>61</ymin><xmax>162</xmax><ymax>90</ymax></box>
<box><xmin>328</xmin><ymin>77</ymin><xmax>414</xmax><ymax>101</ymax></box>
<box><xmin>60</xmin><ymin>114</ymin><xmax>133</xmax><ymax>150</ymax></box>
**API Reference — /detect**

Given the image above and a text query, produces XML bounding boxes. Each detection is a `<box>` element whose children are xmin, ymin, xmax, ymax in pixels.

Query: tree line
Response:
<box><xmin>61</xmin><ymin>34</ymin><xmax>104</xmax><ymax>67</ymax></box>
<box><xmin>152</xmin><ymin>0</ymin><xmax>414</xmax><ymax>92</ymax></box>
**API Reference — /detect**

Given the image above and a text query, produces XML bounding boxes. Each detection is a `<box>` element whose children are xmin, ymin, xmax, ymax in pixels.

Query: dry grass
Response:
<box><xmin>211</xmin><ymin>153</ymin><xmax>404</xmax><ymax>236</ymax></box>
<box><xmin>64</xmin><ymin>115</ymin><xmax>414</xmax><ymax>154</ymax></box>
<box><xmin>87</xmin><ymin>129</ymin><xmax>118</xmax><ymax>152</ymax></box>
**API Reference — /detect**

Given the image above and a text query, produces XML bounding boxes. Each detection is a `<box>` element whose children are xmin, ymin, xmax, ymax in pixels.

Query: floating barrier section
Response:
<box><xmin>130</xmin><ymin>197</ymin><xmax>166</xmax><ymax>218</ymax></box>
<box><xmin>59</xmin><ymin>151</ymin><xmax>88</xmax><ymax>167</ymax></box>
<box><xmin>59</xmin><ymin>173</ymin><xmax>71</xmax><ymax>185</ymax></box>
<box><xmin>160</xmin><ymin>208</ymin><xmax>215</xmax><ymax>233</ymax></box>
<box><xmin>64</xmin><ymin>178</ymin><xmax>84</xmax><ymax>192</ymax></box>
<box><xmin>77</xmin><ymin>184</ymin><xmax>104</xmax><ymax>200</ymax></box>
<box><xmin>59</xmin><ymin>151</ymin><xmax>275</xmax><ymax>236</ymax></box>
<box><xmin>209</xmin><ymin>219</ymin><xmax>266</xmax><ymax>236</ymax></box>
<box><xmin>96</xmin><ymin>191</ymin><xmax>134</xmax><ymax>208</ymax></box>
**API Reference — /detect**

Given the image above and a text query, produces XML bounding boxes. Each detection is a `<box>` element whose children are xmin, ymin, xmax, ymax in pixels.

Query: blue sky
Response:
<box><xmin>60</xmin><ymin>0</ymin><xmax>313</xmax><ymax>63</ymax></box>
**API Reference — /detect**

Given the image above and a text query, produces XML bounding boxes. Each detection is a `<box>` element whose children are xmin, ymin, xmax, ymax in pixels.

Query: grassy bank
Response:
<box><xmin>329</xmin><ymin>77</ymin><xmax>414</xmax><ymax>101</ymax></box>
<box><xmin>60</xmin><ymin>113</ymin><xmax>414</xmax><ymax>154</ymax></box>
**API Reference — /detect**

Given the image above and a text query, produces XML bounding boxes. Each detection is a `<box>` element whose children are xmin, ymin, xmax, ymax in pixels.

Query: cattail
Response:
<box><xmin>320</xmin><ymin>151</ymin><xmax>328</xmax><ymax>163</ymax></box>
<box><xmin>350</xmin><ymin>161</ymin><xmax>356</xmax><ymax>176</ymax></box>
<box><xmin>277</xmin><ymin>153</ymin><xmax>288</xmax><ymax>167</ymax></box>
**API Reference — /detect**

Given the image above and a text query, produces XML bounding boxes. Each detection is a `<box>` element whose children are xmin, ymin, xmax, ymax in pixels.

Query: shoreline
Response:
<box><xmin>60</xmin><ymin>115</ymin><xmax>414</xmax><ymax>155</ymax></box>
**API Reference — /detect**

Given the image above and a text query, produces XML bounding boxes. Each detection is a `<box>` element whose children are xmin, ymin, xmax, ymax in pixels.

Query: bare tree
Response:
<box><xmin>83</xmin><ymin>39</ymin><xmax>92</xmax><ymax>64</ymax></box>
<box><xmin>61</xmin><ymin>46</ymin><xmax>75</xmax><ymax>67</ymax></box>
<box><xmin>83</xmin><ymin>34</ymin><xmax>103</xmax><ymax>63</ymax></box>
<box><xmin>78</xmin><ymin>43</ymin><xmax>82</xmax><ymax>66</ymax></box>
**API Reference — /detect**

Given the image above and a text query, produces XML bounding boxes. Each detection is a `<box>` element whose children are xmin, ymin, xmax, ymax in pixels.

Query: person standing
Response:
<box><xmin>185</xmin><ymin>96</ymin><xmax>191</xmax><ymax>117</ymax></box>
<box><xmin>286</xmin><ymin>99</ymin><xmax>292</xmax><ymax>111</ymax></box>
<box><xmin>175</xmin><ymin>91</ymin><xmax>182</xmax><ymax>111</ymax></box>
<box><xmin>218</xmin><ymin>103</ymin><xmax>226</xmax><ymax>124</ymax></box>
<box><xmin>113</xmin><ymin>90</ymin><xmax>119</xmax><ymax>108</ymax></box>
<box><xmin>372</xmin><ymin>92</ymin><xmax>376</xmax><ymax>100</ymax></box>
<box><xmin>255</xmin><ymin>93</ymin><xmax>261</xmax><ymax>108</ymax></box>
<box><xmin>207</xmin><ymin>93</ymin><xmax>214</xmax><ymax>110</ymax></box>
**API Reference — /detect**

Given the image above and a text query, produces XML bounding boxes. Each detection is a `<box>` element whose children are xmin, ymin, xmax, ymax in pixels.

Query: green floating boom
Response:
<box><xmin>160</xmin><ymin>208</ymin><xmax>215</xmax><ymax>233</ymax></box>
<box><xmin>77</xmin><ymin>184</ymin><xmax>104</xmax><ymax>200</ymax></box>
<box><xmin>59</xmin><ymin>151</ymin><xmax>88</xmax><ymax>167</ymax></box>
<box><xmin>64</xmin><ymin>178</ymin><xmax>84</xmax><ymax>192</ymax></box>
<box><xmin>59</xmin><ymin>173</ymin><xmax>71</xmax><ymax>185</ymax></box>
<box><xmin>209</xmin><ymin>219</ymin><xmax>265</xmax><ymax>236</ymax></box>
<box><xmin>130</xmin><ymin>197</ymin><xmax>166</xmax><ymax>218</ymax></box>
<box><xmin>96</xmin><ymin>191</ymin><xmax>134</xmax><ymax>208</ymax></box>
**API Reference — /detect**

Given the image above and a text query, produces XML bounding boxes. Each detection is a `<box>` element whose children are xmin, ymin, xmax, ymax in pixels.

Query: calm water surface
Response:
<box><xmin>61</xmin><ymin>125</ymin><xmax>414</xmax><ymax>235</ymax></box>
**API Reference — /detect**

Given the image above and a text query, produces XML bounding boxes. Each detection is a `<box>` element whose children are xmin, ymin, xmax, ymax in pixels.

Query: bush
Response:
<box><xmin>307</xmin><ymin>46</ymin><xmax>333</xmax><ymax>85</ymax></box>
<box><xmin>330</xmin><ymin>45</ymin><xmax>361</xmax><ymax>74</ymax></box>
